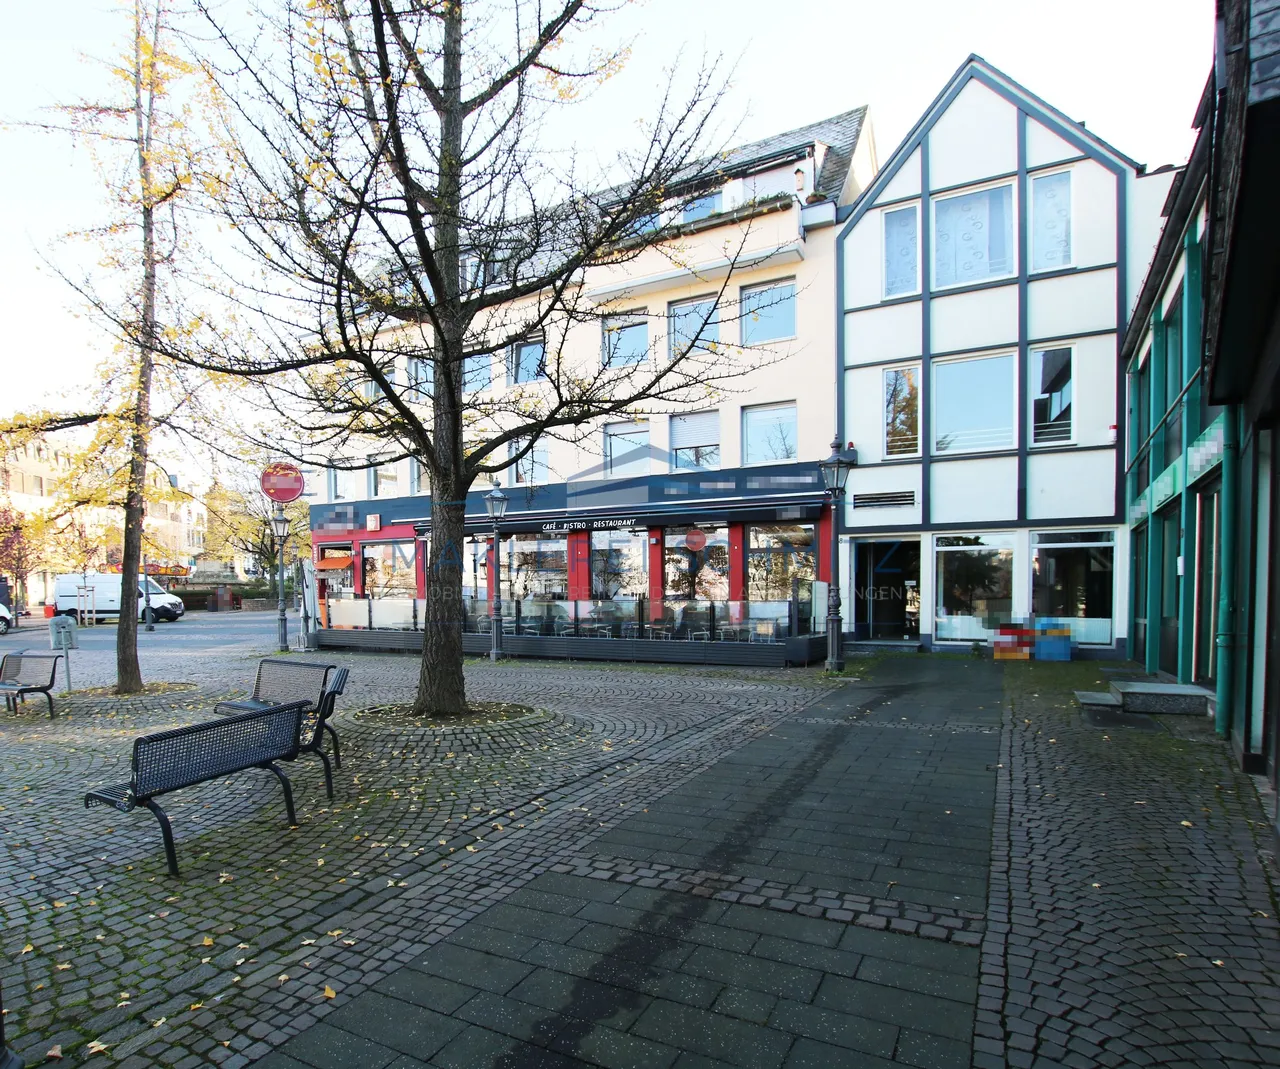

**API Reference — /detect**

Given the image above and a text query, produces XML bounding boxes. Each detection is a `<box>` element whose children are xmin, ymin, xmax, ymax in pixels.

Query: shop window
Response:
<box><xmin>671</xmin><ymin>411</ymin><xmax>720</xmax><ymax>471</ymax></box>
<box><xmin>510</xmin><ymin>338</ymin><xmax>545</xmax><ymax>384</ymax></box>
<box><xmin>604</xmin><ymin>422</ymin><xmax>649</xmax><ymax>478</ymax></box>
<box><xmin>883</xmin><ymin>366</ymin><xmax>920</xmax><ymax>456</ymax></box>
<box><xmin>361</xmin><ymin>542</ymin><xmax>416</xmax><ymax>598</ymax></box>
<box><xmin>742</xmin><ymin>402</ymin><xmax>797</xmax><ymax>464</ymax></box>
<box><xmin>1030</xmin><ymin>347</ymin><xmax>1073</xmax><ymax>445</ymax></box>
<box><xmin>933</xmin><ymin>354</ymin><xmax>1014</xmax><ymax>453</ymax></box>
<box><xmin>668</xmin><ymin>297</ymin><xmax>719</xmax><ymax>360</ymax></box>
<box><xmin>740</xmin><ymin>280</ymin><xmax>796</xmax><ymax>344</ymax></box>
<box><xmin>590</xmin><ymin>530</ymin><xmax>648</xmax><ymax>598</ymax></box>
<box><xmin>1031</xmin><ymin>530</ymin><xmax>1114</xmax><ymax>644</ymax></box>
<box><xmin>747</xmin><ymin>524</ymin><xmax>815</xmax><ymax>602</ymax></box>
<box><xmin>664</xmin><ymin>525</ymin><xmax>730</xmax><ymax>600</ymax></box>
<box><xmin>935</xmin><ymin>534</ymin><xmax>1014</xmax><ymax>639</ymax></box>
<box><xmin>883</xmin><ymin>205</ymin><xmax>919</xmax><ymax>298</ymax></box>
<box><xmin>461</xmin><ymin>536</ymin><xmax>489</xmax><ymax>600</ymax></box>
<box><xmin>934</xmin><ymin>183</ymin><xmax>1014</xmax><ymax>288</ymax></box>
<box><xmin>1030</xmin><ymin>171</ymin><xmax>1071</xmax><ymax>271</ymax></box>
<box><xmin>501</xmin><ymin>533</ymin><xmax>568</xmax><ymax>601</ymax></box>
<box><xmin>683</xmin><ymin>191</ymin><xmax>721</xmax><ymax>223</ymax></box>
<box><xmin>603</xmin><ymin>312</ymin><xmax>648</xmax><ymax>366</ymax></box>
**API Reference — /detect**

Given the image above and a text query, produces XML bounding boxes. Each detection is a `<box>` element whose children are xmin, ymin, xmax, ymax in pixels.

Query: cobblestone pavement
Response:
<box><xmin>0</xmin><ymin>649</ymin><xmax>830</xmax><ymax>1067</ymax></box>
<box><xmin>978</xmin><ymin>662</ymin><xmax>1280</xmax><ymax>1069</ymax></box>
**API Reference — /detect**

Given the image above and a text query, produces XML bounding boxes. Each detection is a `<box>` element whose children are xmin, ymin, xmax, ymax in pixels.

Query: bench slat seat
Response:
<box><xmin>0</xmin><ymin>653</ymin><xmax>62</xmax><ymax>717</ymax></box>
<box><xmin>84</xmin><ymin>701</ymin><xmax>309</xmax><ymax>877</ymax></box>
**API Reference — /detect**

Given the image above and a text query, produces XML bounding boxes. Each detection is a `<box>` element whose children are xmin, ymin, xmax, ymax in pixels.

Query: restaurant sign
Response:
<box><xmin>540</xmin><ymin>516</ymin><xmax>639</xmax><ymax>534</ymax></box>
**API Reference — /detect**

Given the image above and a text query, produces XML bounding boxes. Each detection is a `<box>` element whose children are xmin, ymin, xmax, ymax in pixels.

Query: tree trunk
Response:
<box><xmin>415</xmin><ymin>493</ymin><xmax>468</xmax><ymax>715</ymax></box>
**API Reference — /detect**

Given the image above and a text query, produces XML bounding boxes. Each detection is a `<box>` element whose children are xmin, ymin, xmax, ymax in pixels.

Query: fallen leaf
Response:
<box><xmin>86</xmin><ymin>1041</ymin><xmax>110</xmax><ymax>1055</ymax></box>
<box><xmin>278</xmin><ymin>974</ymin><xmax>289</xmax><ymax>984</ymax></box>
<box><xmin>1212</xmin><ymin>959</ymin><xmax>1225</xmax><ymax>967</ymax></box>
<box><xmin>326</xmin><ymin>929</ymin><xmax>343</xmax><ymax>937</ymax></box>
<box><xmin>152</xmin><ymin>1017</ymin><xmax>166</xmax><ymax>1028</ymax></box>
<box><xmin>342</xmin><ymin>939</ymin><xmax>356</xmax><ymax>946</ymax></box>
<box><xmin>1180</xmin><ymin>821</ymin><xmax>1194</xmax><ymax>828</ymax></box>
<box><xmin>53</xmin><ymin>901</ymin><xmax>67</xmax><ymax>908</ymax></box>
<box><xmin>323</xmin><ymin>985</ymin><xmax>337</xmax><ymax>999</ymax></box>
<box><xmin>301</xmin><ymin>939</ymin><xmax>316</xmax><ymax>945</ymax></box>
<box><xmin>202</xmin><ymin>936</ymin><xmax>214</xmax><ymax>946</ymax></box>
<box><xmin>20</xmin><ymin>944</ymin><xmax>32</xmax><ymax>954</ymax></box>
<box><xmin>55</xmin><ymin>963</ymin><xmax>71</xmax><ymax>971</ymax></box>
<box><xmin>46</xmin><ymin>1045</ymin><xmax>63</xmax><ymax>1059</ymax></box>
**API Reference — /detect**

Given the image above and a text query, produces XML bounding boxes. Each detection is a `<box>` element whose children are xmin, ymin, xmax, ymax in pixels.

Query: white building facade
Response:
<box><xmin>836</xmin><ymin>57</ymin><xmax>1174</xmax><ymax>653</ymax></box>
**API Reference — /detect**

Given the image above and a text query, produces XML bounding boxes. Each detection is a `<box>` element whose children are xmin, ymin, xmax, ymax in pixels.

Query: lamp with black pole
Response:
<box><xmin>484</xmin><ymin>486</ymin><xmax>508</xmax><ymax>661</ymax></box>
<box><xmin>817</xmin><ymin>436</ymin><xmax>856</xmax><ymax>673</ymax></box>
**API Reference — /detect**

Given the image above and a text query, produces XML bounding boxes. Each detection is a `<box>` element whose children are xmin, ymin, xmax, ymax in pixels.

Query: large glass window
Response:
<box><xmin>747</xmin><ymin>524</ymin><xmax>815</xmax><ymax>602</ymax></box>
<box><xmin>462</xmin><ymin>352</ymin><xmax>490</xmax><ymax>391</ymax></box>
<box><xmin>1032</xmin><ymin>530</ymin><xmax>1114</xmax><ymax>644</ymax></box>
<box><xmin>501</xmin><ymin>533</ymin><xmax>568</xmax><ymax>601</ymax></box>
<box><xmin>604</xmin><ymin>422</ymin><xmax>649</xmax><ymax>477</ymax></box>
<box><xmin>510</xmin><ymin>338</ymin><xmax>545</xmax><ymax>384</ymax></box>
<box><xmin>935</xmin><ymin>534</ymin><xmax>1014</xmax><ymax>639</ymax></box>
<box><xmin>671</xmin><ymin>410</ymin><xmax>720</xmax><ymax>470</ymax></box>
<box><xmin>591</xmin><ymin>530</ymin><xmax>648</xmax><ymax>598</ymax></box>
<box><xmin>603</xmin><ymin>313</ymin><xmax>649</xmax><ymax>366</ymax></box>
<box><xmin>373</xmin><ymin>462</ymin><xmax>399</xmax><ymax>497</ymax></box>
<box><xmin>1030</xmin><ymin>347</ymin><xmax>1073</xmax><ymax>445</ymax></box>
<box><xmin>1031</xmin><ymin>171</ymin><xmax>1072</xmax><ymax>271</ymax></box>
<box><xmin>664</xmin><ymin>525</ymin><xmax>729</xmax><ymax>600</ymax></box>
<box><xmin>934</xmin><ymin>184</ymin><xmax>1014</xmax><ymax>288</ymax></box>
<box><xmin>668</xmin><ymin>298</ymin><xmax>719</xmax><ymax>359</ymax></box>
<box><xmin>1164</xmin><ymin>299</ymin><xmax>1184</xmax><ymax>412</ymax></box>
<box><xmin>1136</xmin><ymin>353</ymin><xmax>1151</xmax><ymax>442</ymax></box>
<box><xmin>884</xmin><ymin>366</ymin><xmax>920</xmax><ymax>456</ymax></box>
<box><xmin>740</xmin><ymin>281</ymin><xmax>796</xmax><ymax>344</ymax></box>
<box><xmin>361</xmin><ymin>542</ymin><xmax>416</xmax><ymax>598</ymax></box>
<box><xmin>883</xmin><ymin>205</ymin><xmax>919</xmax><ymax>298</ymax></box>
<box><xmin>743</xmin><ymin>402</ymin><xmax>798</xmax><ymax>464</ymax></box>
<box><xmin>683</xmin><ymin>191</ymin><xmax>721</xmax><ymax>223</ymax></box>
<box><xmin>461</xmin><ymin>536</ymin><xmax>489</xmax><ymax>600</ymax></box>
<box><xmin>933</xmin><ymin>354</ymin><xmax>1014</xmax><ymax>453</ymax></box>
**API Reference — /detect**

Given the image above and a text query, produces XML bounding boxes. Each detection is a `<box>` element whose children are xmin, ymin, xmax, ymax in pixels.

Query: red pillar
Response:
<box><xmin>648</xmin><ymin>526</ymin><xmax>664</xmax><ymax>620</ymax></box>
<box><xmin>816</xmin><ymin>505</ymin><xmax>833</xmax><ymax>583</ymax></box>
<box><xmin>414</xmin><ymin>537</ymin><xmax>428</xmax><ymax>599</ymax></box>
<box><xmin>351</xmin><ymin>540</ymin><xmax>364</xmax><ymax>596</ymax></box>
<box><xmin>728</xmin><ymin>522</ymin><xmax>746</xmax><ymax>603</ymax></box>
<box><xmin>567</xmin><ymin>531</ymin><xmax>592</xmax><ymax>600</ymax></box>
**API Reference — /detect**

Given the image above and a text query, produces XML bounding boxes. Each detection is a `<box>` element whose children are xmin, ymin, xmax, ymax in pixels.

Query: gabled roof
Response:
<box><xmin>710</xmin><ymin>107</ymin><xmax>869</xmax><ymax>200</ymax></box>
<box><xmin>840</xmin><ymin>55</ymin><xmax>1141</xmax><ymax>235</ymax></box>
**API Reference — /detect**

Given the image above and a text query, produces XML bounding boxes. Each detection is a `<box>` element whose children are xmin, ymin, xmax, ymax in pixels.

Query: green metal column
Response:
<box><xmin>1177</xmin><ymin>232</ymin><xmax>1202</xmax><ymax>681</ymax></box>
<box><xmin>1145</xmin><ymin>316</ymin><xmax>1166</xmax><ymax>675</ymax></box>
<box><xmin>1215</xmin><ymin>406</ymin><xmax>1239</xmax><ymax>735</ymax></box>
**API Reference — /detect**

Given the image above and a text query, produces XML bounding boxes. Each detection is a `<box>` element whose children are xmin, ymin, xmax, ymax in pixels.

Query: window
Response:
<box><xmin>935</xmin><ymin>534</ymin><xmax>1014</xmax><ymax>639</ymax></box>
<box><xmin>462</xmin><ymin>352</ymin><xmax>490</xmax><ymax>391</ymax></box>
<box><xmin>1032</xmin><ymin>529</ymin><xmax>1114</xmax><ymax>644</ymax></box>
<box><xmin>591</xmin><ymin>530</ymin><xmax>648</xmax><ymax>598</ymax></box>
<box><xmin>510</xmin><ymin>338</ymin><xmax>545</xmax><ymax>384</ymax></box>
<box><xmin>1030</xmin><ymin>347</ymin><xmax>1073</xmax><ymax>445</ymax></box>
<box><xmin>664</xmin><ymin>525</ymin><xmax>729</xmax><ymax>600</ymax></box>
<box><xmin>883</xmin><ymin>205</ymin><xmax>919</xmax><ymax>297</ymax></box>
<box><xmin>1164</xmin><ymin>299</ymin><xmax>1183</xmax><ymax>412</ymax></box>
<box><xmin>741</xmin><ymin>281</ymin><xmax>796</xmax><ymax>344</ymax></box>
<box><xmin>510</xmin><ymin>439</ymin><xmax>550</xmax><ymax>484</ymax></box>
<box><xmin>883</xmin><ymin>366</ymin><xmax>920</xmax><ymax>456</ymax></box>
<box><xmin>747</xmin><ymin>524</ymin><xmax>816</xmax><ymax>602</ymax></box>
<box><xmin>32</xmin><ymin>475</ymin><xmax>44</xmax><ymax>496</ymax></box>
<box><xmin>408</xmin><ymin>458</ymin><xmax>428</xmax><ymax>495</ymax></box>
<box><xmin>407</xmin><ymin>357</ymin><xmax>432</xmax><ymax>398</ymax></box>
<box><xmin>934</xmin><ymin>183</ymin><xmax>1014</xmax><ymax>287</ymax></box>
<box><xmin>604</xmin><ymin>422</ymin><xmax>649</xmax><ymax>477</ymax></box>
<box><xmin>683</xmin><ymin>192</ymin><xmax>721</xmax><ymax>223</ymax></box>
<box><xmin>670</xmin><ymin>410</ymin><xmax>720</xmax><ymax>470</ymax></box>
<box><xmin>361</xmin><ymin>542</ymin><xmax>416</xmax><ymax>598</ymax></box>
<box><xmin>1136</xmin><ymin>352</ymin><xmax>1151</xmax><ymax>443</ymax></box>
<box><xmin>330</xmin><ymin>464</ymin><xmax>363</xmax><ymax>501</ymax></box>
<box><xmin>1030</xmin><ymin>171</ymin><xmax>1071</xmax><ymax>271</ymax></box>
<box><xmin>501</xmin><ymin>533</ymin><xmax>568</xmax><ymax>601</ymax></box>
<box><xmin>933</xmin><ymin>354</ymin><xmax>1014</xmax><ymax>453</ymax></box>
<box><xmin>743</xmin><ymin>402</ymin><xmax>797</xmax><ymax>464</ymax></box>
<box><xmin>602</xmin><ymin>313</ymin><xmax>648</xmax><ymax>366</ymax></box>
<box><xmin>668</xmin><ymin>298</ymin><xmax>718</xmax><ymax>359</ymax></box>
<box><xmin>373</xmin><ymin>462</ymin><xmax>399</xmax><ymax>497</ymax></box>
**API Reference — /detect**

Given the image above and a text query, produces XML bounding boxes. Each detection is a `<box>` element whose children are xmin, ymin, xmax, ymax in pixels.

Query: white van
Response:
<box><xmin>53</xmin><ymin>573</ymin><xmax>186</xmax><ymax>622</ymax></box>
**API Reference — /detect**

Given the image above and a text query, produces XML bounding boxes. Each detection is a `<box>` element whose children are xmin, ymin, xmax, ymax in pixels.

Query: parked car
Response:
<box><xmin>0</xmin><ymin>602</ymin><xmax>11</xmax><ymax>635</ymax></box>
<box><xmin>53</xmin><ymin>573</ymin><xmax>186</xmax><ymax>622</ymax></box>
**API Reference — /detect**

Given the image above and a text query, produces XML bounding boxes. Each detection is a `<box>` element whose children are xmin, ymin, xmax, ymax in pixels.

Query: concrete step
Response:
<box><xmin>1075</xmin><ymin>690</ymin><xmax>1121</xmax><ymax>710</ymax></box>
<box><xmin>1109</xmin><ymin>681</ymin><xmax>1211</xmax><ymax>716</ymax></box>
<box><xmin>844</xmin><ymin>640</ymin><xmax>920</xmax><ymax>655</ymax></box>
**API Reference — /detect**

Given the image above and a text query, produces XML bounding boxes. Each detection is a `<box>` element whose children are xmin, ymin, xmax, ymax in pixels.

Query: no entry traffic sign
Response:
<box><xmin>260</xmin><ymin>462</ymin><xmax>306</xmax><ymax>503</ymax></box>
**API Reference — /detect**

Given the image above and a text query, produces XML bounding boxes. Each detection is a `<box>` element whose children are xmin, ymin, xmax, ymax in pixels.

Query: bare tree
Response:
<box><xmin>181</xmin><ymin>0</ymin><xmax>783</xmax><ymax>714</ymax></box>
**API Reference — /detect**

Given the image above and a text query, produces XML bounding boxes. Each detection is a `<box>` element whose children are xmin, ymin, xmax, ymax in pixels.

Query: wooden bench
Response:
<box><xmin>84</xmin><ymin>702</ymin><xmax>310</xmax><ymax>877</ymax></box>
<box><xmin>0</xmin><ymin>652</ymin><xmax>62</xmax><ymax>717</ymax></box>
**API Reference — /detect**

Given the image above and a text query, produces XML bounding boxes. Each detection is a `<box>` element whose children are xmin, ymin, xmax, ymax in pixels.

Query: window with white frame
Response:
<box><xmin>933</xmin><ymin>184</ymin><xmax>1014</xmax><ymax>288</ymax></box>
<box><xmin>604</xmin><ymin>422</ymin><xmax>649</xmax><ymax>477</ymax></box>
<box><xmin>670</xmin><ymin>410</ymin><xmax>720</xmax><ymax>470</ymax></box>
<box><xmin>740</xmin><ymin>281</ymin><xmax>796</xmax><ymax>345</ymax></box>
<box><xmin>408</xmin><ymin>457</ymin><xmax>429</xmax><ymax>494</ymax></box>
<box><xmin>510</xmin><ymin>337</ymin><xmax>545</xmax><ymax>384</ymax></box>
<box><xmin>372</xmin><ymin>461</ymin><xmax>399</xmax><ymax>497</ymax></box>
<box><xmin>742</xmin><ymin>402</ymin><xmax>797</xmax><ymax>464</ymax></box>
<box><xmin>1030</xmin><ymin>171</ymin><xmax>1072</xmax><ymax>272</ymax></box>
<box><xmin>330</xmin><ymin>463</ymin><xmax>363</xmax><ymax>501</ymax></box>
<box><xmin>933</xmin><ymin>354</ymin><xmax>1014</xmax><ymax>453</ymax></box>
<box><xmin>1030</xmin><ymin>346</ymin><xmax>1073</xmax><ymax>445</ymax></box>
<box><xmin>602</xmin><ymin>312</ymin><xmax>649</xmax><ymax>366</ymax></box>
<box><xmin>407</xmin><ymin>356</ymin><xmax>432</xmax><ymax>398</ymax></box>
<box><xmin>683</xmin><ymin>191</ymin><xmax>721</xmax><ymax>223</ymax></box>
<box><xmin>509</xmin><ymin>439</ymin><xmax>550</xmax><ymax>484</ymax></box>
<box><xmin>668</xmin><ymin>297</ymin><xmax>719</xmax><ymax>360</ymax></box>
<box><xmin>883</xmin><ymin>366</ymin><xmax>920</xmax><ymax>456</ymax></box>
<box><xmin>883</xmin><ymin>205</ymin><xmax>919</xmax><ymax>298</ymax></box>
<box><xmin>462</xmin><ymin>352</ymin><xmax>490</xmax><ymax>391</ymax></box>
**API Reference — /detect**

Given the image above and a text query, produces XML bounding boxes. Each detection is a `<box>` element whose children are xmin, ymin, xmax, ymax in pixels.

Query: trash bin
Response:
<box><xmin>44</xmin><ymin>604</ymin><xmax>55</xmax><ymax>618</ymax></box>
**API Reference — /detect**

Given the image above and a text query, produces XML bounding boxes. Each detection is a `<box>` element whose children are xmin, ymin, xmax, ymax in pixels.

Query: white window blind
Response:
<box><xmin>670</xmin><ymin>411</ymin><xmax>718</xmax><ymax>450</ymax></box>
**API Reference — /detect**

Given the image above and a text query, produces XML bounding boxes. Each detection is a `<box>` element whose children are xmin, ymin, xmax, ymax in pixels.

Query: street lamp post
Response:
<box><xmin>818</xmin><ymin>437</ymin><xmax>856</xmax><ymax>673</ymax></box>
<box><xmin>142</xmin><ymin>553</ymin><xmax>154</xmax><ymax>632</ymax></box>
<box><xmin>484</xmin><ymin>486</ymin><xmax>508</xmax><ymax>662</ymax></box>
<box><xmin>271</xmin><ymin>505</ymin><xmax>290</xmax><ymax>652</ymax></box>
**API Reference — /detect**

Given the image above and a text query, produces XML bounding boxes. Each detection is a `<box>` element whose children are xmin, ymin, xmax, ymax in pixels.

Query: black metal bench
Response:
<box><xmin>0</xmin><ymin>652</ymin><xmax>62</xmax><ymax>717</ymax></box>
<box><xmin>292</xmin><ymin>667</ymin><xmax>349</xmax><ymax>799</ymax></box>
<box><xmin>84</xmin><ymin>702</ymin><xmax>309</xmax><ymax>877</ymax></box>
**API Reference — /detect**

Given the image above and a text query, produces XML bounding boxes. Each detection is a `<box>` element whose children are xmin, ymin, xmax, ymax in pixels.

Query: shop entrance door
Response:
<box><xmin>1158</xmin><ymin>505</ymin><xmax>1181</xmax><ymax>677</ymax></box>
<box><xmin>853</xmin><ymin>541</ymin><xmax>921</xmax><ymax>640</ymax></box>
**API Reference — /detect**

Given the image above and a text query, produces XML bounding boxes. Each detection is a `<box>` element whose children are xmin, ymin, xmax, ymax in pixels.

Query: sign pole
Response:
<box><xmin>260</xmin><ymin>463</ymin><xmax>306</xmax><ymax>653</ymax></box>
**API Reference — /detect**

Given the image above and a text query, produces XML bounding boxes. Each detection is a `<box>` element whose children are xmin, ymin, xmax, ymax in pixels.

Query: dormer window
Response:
<box><xmin>683</xmin><ymin>192</ymin><xmax>721</xmax><ymax>224</ymax></box>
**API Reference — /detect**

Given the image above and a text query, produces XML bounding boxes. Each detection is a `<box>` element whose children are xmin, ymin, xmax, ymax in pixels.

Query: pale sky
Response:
<box><xmin>0</xmin><ymin>0</ymin><xmax>1213</xmax><ymax>427</ymax></box>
